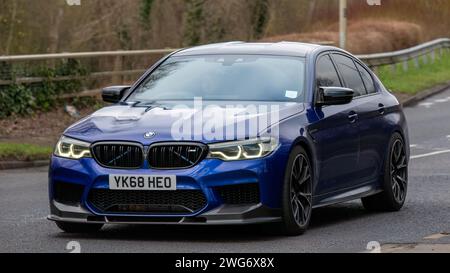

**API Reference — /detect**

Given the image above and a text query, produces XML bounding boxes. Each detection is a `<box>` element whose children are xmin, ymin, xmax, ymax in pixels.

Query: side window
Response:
<box><xmin>332</xmin><ymin>54</ymin><xmax>367</xmax><ymax>97</ymax></box>
<box><xmin>316</xmin><ymin>55</ymin><xmax>342</xmax><ymax>87</ymax></box>
<box><xmin>356</xmin><ymin>62</ymin><xmax>377</xmax><ymax>94</ymax></box>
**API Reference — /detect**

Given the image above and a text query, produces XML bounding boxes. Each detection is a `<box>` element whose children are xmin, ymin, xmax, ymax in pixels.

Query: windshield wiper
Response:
<box><xmin>132</xmin><ymin>101</ymin><xmax>172</xmax><ymax>111</ymax></box>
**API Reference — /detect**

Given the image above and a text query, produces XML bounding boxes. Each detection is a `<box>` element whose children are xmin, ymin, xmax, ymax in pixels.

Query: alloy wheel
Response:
<box><xmin>390</xmin><ymin>139</ymin><xmax>408</xmax><ymax>203</ymax></box>
<box><xmin>290</xmin><ymin>154</ymin><xmax>313</xmax><ymax>227</ymax></box>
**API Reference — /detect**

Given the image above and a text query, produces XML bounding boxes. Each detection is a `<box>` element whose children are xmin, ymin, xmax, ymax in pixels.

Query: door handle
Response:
<box><xmin>348</xmin><ymin>111</ymin><xmax>358</xmax><ymax>123</ymax></box>
<box><xmin>378</xmin><ymin>103</ymin><xmax>385</xmax><ymax>115</ymax></box>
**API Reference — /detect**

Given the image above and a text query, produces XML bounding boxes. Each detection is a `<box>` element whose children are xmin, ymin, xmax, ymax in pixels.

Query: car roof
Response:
<box><xmin>173</xmin><ymin>42</ymin><xmax>327</xmax><ymax>57</ymax></box>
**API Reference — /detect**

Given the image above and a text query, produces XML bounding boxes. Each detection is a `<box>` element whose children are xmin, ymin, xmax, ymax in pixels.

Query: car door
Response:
<box><xmin>351</xmin><ymin>60</ymin><xmax>387</xmax><ymax>183</ymax></box>
<box><xmin>309</xmin><ymin>53</ymin><xmax>361</xmax><ymax>195</ymax></box>
<box><xmin>332</xmin><ymin>53</ymin><xmax>381</xmax><ymax>186</ymax></box>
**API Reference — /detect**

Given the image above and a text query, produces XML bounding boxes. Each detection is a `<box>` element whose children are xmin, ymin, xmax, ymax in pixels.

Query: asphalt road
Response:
<box><xmin>2</xmin><ymin>90</ymin><xmax>450</xmax><ymax>253</ymax></box>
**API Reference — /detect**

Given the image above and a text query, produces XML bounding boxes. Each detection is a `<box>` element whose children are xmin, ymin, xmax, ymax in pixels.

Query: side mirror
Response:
<box><xmin>316</xmin><ymin>86</ymin><xmax>354</xmax><ymax>106</ymax></box>
<box><xmin>101</xmin><ymin>86</ymin><xmax>131</xmax><ymax>103</ymax></box>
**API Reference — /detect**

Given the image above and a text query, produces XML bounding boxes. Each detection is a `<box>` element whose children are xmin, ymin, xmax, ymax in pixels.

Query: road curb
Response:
<box><xmin>0</xmin><ymin>160</ymin><xmax>49</xmax><ymax>170</ymax></box>
<box><xmin>401</xmin><ymin>81</ymin><xmax>450</xmax><ymax>107</ymax></box>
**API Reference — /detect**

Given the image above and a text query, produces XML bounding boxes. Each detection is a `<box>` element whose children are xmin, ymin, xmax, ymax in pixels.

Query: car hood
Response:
<box><xmin>64</xmin><ymin>101</ymin><xmax>305</xmax><ymax>144</ymax></box>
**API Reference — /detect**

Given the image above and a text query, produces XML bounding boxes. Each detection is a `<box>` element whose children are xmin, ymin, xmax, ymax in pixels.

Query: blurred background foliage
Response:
<box><xmin>0</xmin><ymin>59</ymin><xmax>86</xmax><ymax>118</ymax></box>
<box><xmin>0</xmin><ymin>0</ymin><xmax>450</xmax><ymax>55</ymax></box>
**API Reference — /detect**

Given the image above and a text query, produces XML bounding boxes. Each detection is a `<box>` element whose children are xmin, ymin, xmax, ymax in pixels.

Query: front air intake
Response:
<box><xmin>88</xmin><ymin>189</ymin><xmax>208</xmax><ymax>214</ymax></box>
<box><xmin>53</xmin><ymin>182</ymin><xmax>84</xmax><ymax>206</ymax></box>
<box><xmin>215</xmin><ymin>183</ymin><xmax>260</xmax><ymax>205</ymax></box>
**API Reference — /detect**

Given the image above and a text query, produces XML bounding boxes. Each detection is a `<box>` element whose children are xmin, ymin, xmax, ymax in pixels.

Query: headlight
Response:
<box><xmin>54</xmin><ymin>136</ymin><xmax>92</xmax><ymax>159</ymax></box>
<box><xmin>207</xmin><ymin>138</ymin><xmax>279</xmax><ymax>161</ymax></box>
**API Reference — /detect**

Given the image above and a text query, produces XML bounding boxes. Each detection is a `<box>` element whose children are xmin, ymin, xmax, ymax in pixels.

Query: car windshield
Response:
<box><xmin>127</xmin><ymin>55</ymin><xmax>306</xmax><ymax>102</ymax></box>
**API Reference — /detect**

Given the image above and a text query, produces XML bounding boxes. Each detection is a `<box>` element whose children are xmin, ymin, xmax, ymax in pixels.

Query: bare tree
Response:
<box><xmin>306</xmin><ymin>0</ymin><xmax>317</xmax><ymax>30</ymax></box>
<box><xmin>48</xmin><ymin>6</ymin><xmax>65</xmax><ymax>53</ymax></box>
<box><xmin>5</xmin><ymin>0</ymin><xmax>18</xmax><ymax>55</ymax></box>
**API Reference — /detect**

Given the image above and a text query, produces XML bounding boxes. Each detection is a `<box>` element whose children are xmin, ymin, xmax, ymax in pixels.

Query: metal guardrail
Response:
<box><xmin>357</xmin><ymin>38</ymin><xmax>450</xmax><ymax>72</ymax></box>
<box><xmin>0</xmin><ymin>38</ymin><xmax>449</xmax><ymax>97</ymax></box>
<box><xmin>0</xmin><ymin>48</ymin><xmax>177</xmax><ymax>62</ymax></box>
<box><xmin>0</xmin><ymin>48</ymin><xmax>177</xmax><ymax>86</ymax></box>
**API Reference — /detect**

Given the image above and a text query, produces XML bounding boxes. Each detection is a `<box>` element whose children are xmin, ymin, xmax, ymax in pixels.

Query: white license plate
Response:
<box><xmin>109</xmin><ymin>175</ymin><xmax>177</xmax><ymax>191</ymax></box>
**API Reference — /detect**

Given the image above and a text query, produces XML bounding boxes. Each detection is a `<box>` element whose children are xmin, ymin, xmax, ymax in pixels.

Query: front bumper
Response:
<box><xmin>48</xmin><ymin>150</ymin><xmax>289</xmax><ymax>225</ymax></box>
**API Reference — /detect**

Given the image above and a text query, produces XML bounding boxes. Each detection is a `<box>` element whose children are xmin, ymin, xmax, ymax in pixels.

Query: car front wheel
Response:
<box><xmin>280</xmin><ymin>146</ymin><xmax>313</xmax><ymax>236</ymax></box>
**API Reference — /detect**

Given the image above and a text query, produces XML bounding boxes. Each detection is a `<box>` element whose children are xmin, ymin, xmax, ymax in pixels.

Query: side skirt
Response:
<box><xmin>312</xmin><ymin>182</ymin><xmax>383</xmax><ymax>209</ymax></box>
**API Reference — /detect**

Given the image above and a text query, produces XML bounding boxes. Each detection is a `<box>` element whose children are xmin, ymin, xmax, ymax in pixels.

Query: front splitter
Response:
<box><xmin>48</xmin><ymin>201</ymin><xmax>282</xmax><ymax>225</ymax></box>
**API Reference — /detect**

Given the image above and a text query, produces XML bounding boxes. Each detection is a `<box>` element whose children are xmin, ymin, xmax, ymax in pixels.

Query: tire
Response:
<box><xmin>56</xmin><ymin>221</ymin><xmax>104</xmax><ymax>233</ymax></box>
<box><xmin>279</xmin><ymin>146</ymin><xmax>313</xmax><ymax>236</ymax></box>
<box><xmin>362</xmin><ymin>133</ymin><xmax>408</xmax><ymax>212</ymax></box>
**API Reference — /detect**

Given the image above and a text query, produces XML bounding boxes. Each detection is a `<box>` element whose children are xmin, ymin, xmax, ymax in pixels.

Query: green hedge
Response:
<box><xmin>0</xmin><ymin>59</ymin><xmax>87</xmax><ymax>118</ymax></box>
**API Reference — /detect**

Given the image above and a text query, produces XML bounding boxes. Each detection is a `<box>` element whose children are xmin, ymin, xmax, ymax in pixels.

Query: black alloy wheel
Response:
<box><xmin>280</xmin><ymin>146</ymin><xmax>313</xmax><ymax>236</ymax></box>
<box><xmin>362</xmin><ymin>133</ymin><xmax>408</xmax><ymax>211</ymax></box>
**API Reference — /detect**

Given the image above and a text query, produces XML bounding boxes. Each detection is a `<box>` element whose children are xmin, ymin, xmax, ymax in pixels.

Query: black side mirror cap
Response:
<box><xmin>316</xmin><ymin>86</ymin><xmax>355</xmax><ymax>106</ymax></box>
<box><xmin>102</xmin><ymin>86</ymin><xmax>131</xmax><ymax>103</ymax></box>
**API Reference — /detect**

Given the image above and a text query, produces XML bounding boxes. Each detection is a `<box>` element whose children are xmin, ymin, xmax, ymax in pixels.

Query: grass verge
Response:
<box><xmin>0</xmin><ymin>143</ymin><xmax>53</xmax><ymax>161</ymax></box>
<box><xmin>378</xmin><ymin>51</ymin><xmax>450</xmax><ymax>94</ymax></box>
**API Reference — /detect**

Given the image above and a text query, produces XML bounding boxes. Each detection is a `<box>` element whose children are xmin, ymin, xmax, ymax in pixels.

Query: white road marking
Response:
<box><xmin>434</xmin><ymin>98</ymin><xmax>450</xmax><ymax>103</ymax></box>
<box><xmin>411</xmin><ymin>149</ymin><xmax>450</xmax><ymax>159</ymax></box>
<box><xmin>410</xmin><ymin>144</ymin><xmax>418</xmax><ymax>148</ymax></box>
<box><xmin>419</xmin><ymin>102</ymin><xmax>434</xmax><ymax>108</ymax></box>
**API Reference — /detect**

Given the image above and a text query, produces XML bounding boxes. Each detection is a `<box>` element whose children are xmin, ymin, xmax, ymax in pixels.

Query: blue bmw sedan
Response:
<box><xmin>48</xmin><ymin>42</ymin><xmax>409</xmax><ymax>235</ymax></box>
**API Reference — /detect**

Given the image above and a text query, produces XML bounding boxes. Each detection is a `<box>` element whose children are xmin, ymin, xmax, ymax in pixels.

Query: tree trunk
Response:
<box><xmin>5</xmin><ymin>1</ymin><xmax>18</xmax><ymax>55</ymax></box>
<box><xmin>48</xmin><ymin>7</ymin><xmax>65</xmax><ymax>53</ymax></box>
<box><xmin>305</xmin><ymin>0</ymin><xmax>317</xmax><ymax>30</ymax></box>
